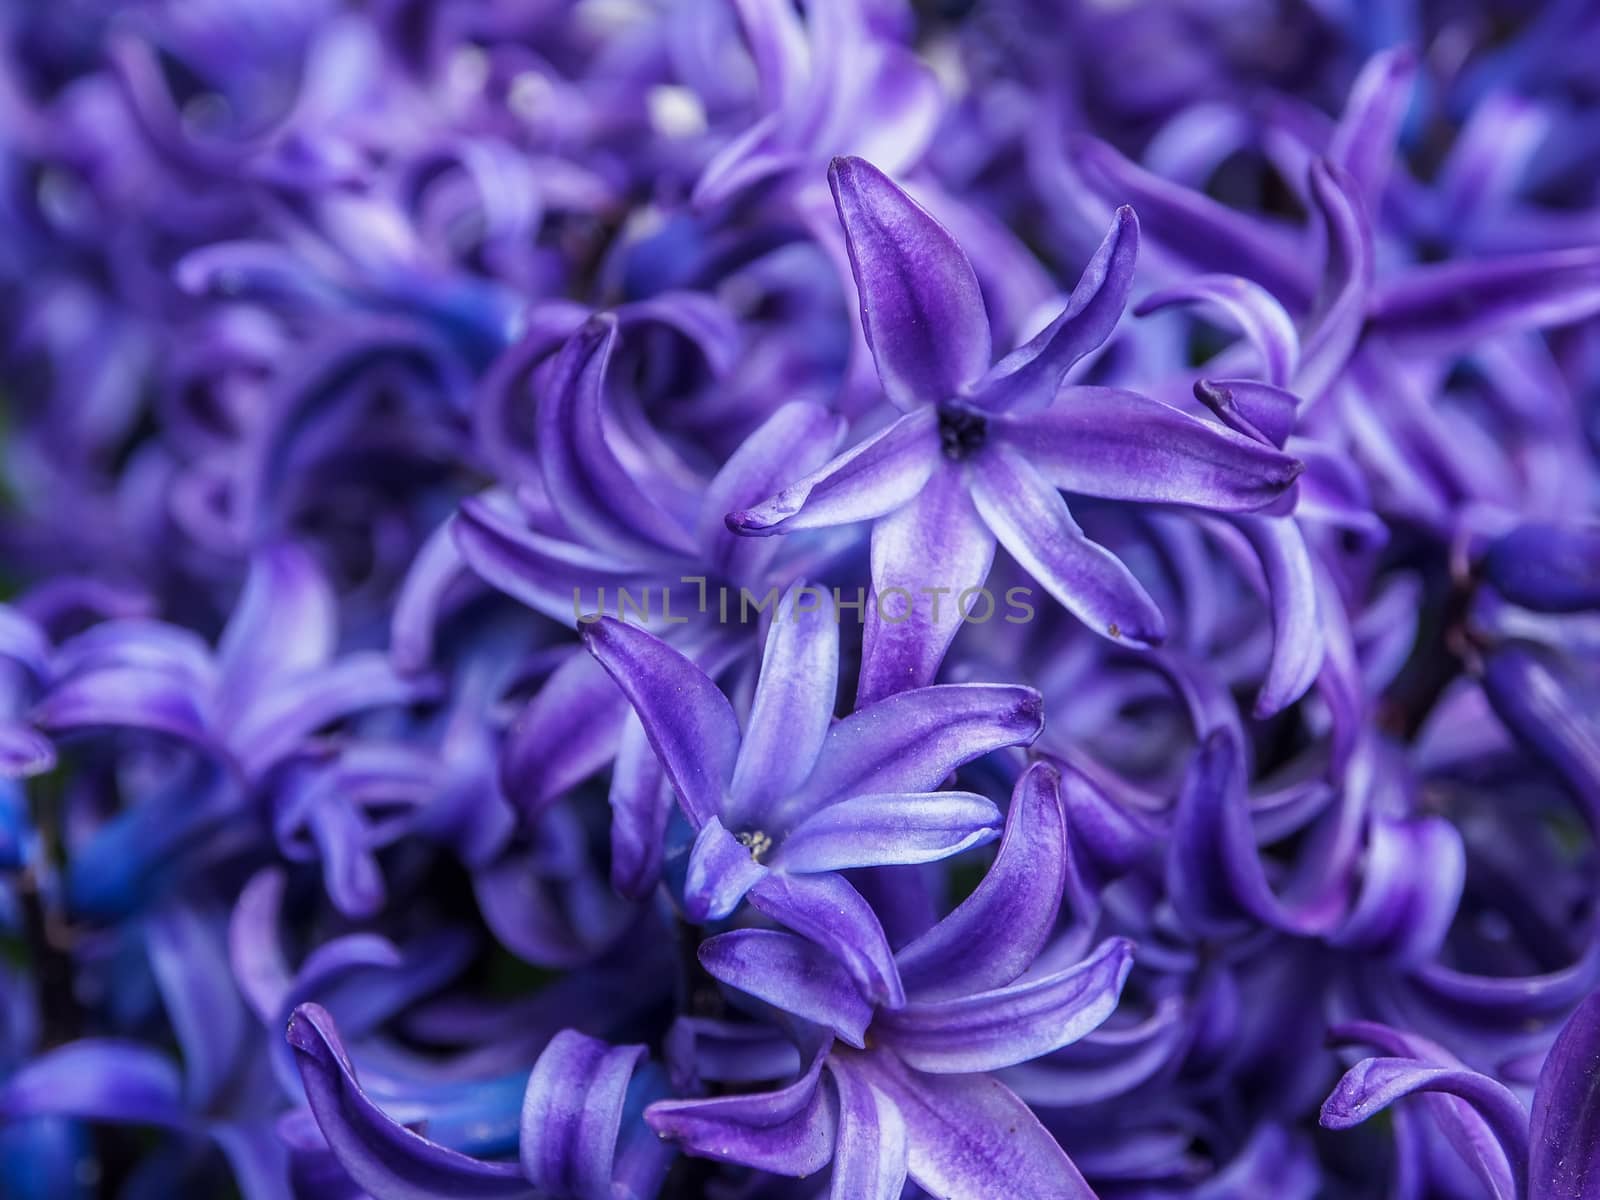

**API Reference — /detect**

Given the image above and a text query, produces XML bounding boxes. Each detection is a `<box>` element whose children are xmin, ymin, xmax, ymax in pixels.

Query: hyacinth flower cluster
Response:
<box><xmin>3</xmin><ymin>3</ymin><xmax>1600</xmax><ymax>1199</ymax></box>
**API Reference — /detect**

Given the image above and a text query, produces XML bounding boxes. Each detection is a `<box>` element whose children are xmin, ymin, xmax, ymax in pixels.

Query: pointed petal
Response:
<box><xmin>730</xmin><ymin>584</ymin><xmax>839</xmax><ymax>817</ymax></box>
<box><xmin>896</xmin><ymin>762</ymin><xmax>1069</xmax><ymax>999</ymax></box>
<box><xmin>975</xmin><ymin>207</ymin><xmax>1140</xmax><ymax>411</ymax></box>
<box><xmin>828</xmin><ymin>155</ymin><xmax>991</xmax><ymax>407</ymax></box>
<box><xmin>857</xmin><ymin>460</ymin><xmax>996</xmax><ymax>704</ymax></box>
<box><xmin>1192</xmin><ymin>379</ymin><xmax>1298</xmax><ymax>448</ymax></box>
<box><xmin>699</xmin><ymin>929</ymin><xmax>874</xmax><ymax>1047</ymax></box>
<box><xmin>1321</xmin><ymin>1058</ymin><xmax>1528</xmax><ymax>1191</ymax></box>
<box><xmin>775</xmin><ymin>791</ymin><xmax>999</xmax><ymax>874</ymax></box>
<box><xmin>843</xmin><ymin>1052</ymin><xmax>1096</xmax><ymax>1200</ymax></box>
<box><xmin>698</xmin><ymin>402</ymin><xmax>844</xmax><ymax>580</ymax></box>
<box><xmin>970</xmin><ymin>445</ymin><xmax>1166</xmax><ymax>647</ymax></box>
<box><xmin>877</xmin><ymin>938</ymin><xmax>1133</xmax><ymax>1073</ymax></box>
<box><xmin>827</xmin><ymin>1061</ymin><xmax>909</xmax><ymax>1200</ymax></box>
<box><xmin>1135</xmin><ymin>274</ymin><xmax>1299</xmax><ymax>388</ymax></box>
<box><xmin>646</xmin><ymin>1053</ymin><xmax>835</xmax><ymax>1178</ymax></box>
<box><xmin>748</xmin><ymin>871</ymin><xmax>902</xmax><ymax>1007</ymax></box>
<box><xmin>1236</xmin><ymin>516</ymin><xmax>1325</xmax><ymax>717</ymax></box>
<box><xmin>520</xmin><ymin>1030</ymin><xmax>666</xmax><ymax>1200</ymax></box>
<box><xmin>800</xmin><ymin>683</ymin><xmax>1042</xmax><ymax>810</ymax></box>
<box><xmin>726</xmin><ymin>408</ymin><xmax>939</xmax><ymax>535</ymax></box>
<box><xmin>537</xmin><ymin>315</ymin><xmax>695</xmax><ymax>558</ymax></box>
<box><xmin>286</xmin><ymin>1005</ymin><xmax>531</xmax><ymax>1200</ymax></box>
<box><xmin>580</xmin><ymin>618</ymin><xmax>738</xmax><ymax>827</ymax></box>
<box><xmin>34</xmin><ymin>665</ymin><xmax>213</xmax><ymax>751</ymax></box>
<box><xmin>1001</xmin><ymin>388</ymin><xmax>1305</xmax><ymax>513</ymax></box>
<box><xmin>1327</xmin><ymin>47</ymin><xmax>1418</xmax><ymax>210</ymax></box>
<box><xmin>1529</xmin><ymin>989</ymin><xmax>1600</xmax><ymax>1200</ymax></box>
<box><xmin>684</xmin><ymin>816</ymin><xmax>768</xmax><ymax>922</ymax></box>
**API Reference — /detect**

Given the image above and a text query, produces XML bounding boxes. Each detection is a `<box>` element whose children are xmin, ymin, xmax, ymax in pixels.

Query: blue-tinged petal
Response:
<box><xmin>0</xmin><ymin>1042</ymin><xmax>187</xmax><ymax>1129</ymax></box>
<box><xmin>1135</xmin><ymin>274</ymin><xmax>1299</xmax><ymax>388</ymax></box>
<box><xmin>1192</xmin><ymin>379</ymin><xmax>1298</xmax><ymax>448</ymax></box>
<box><xmin>774</xmin><ymin>791</ymin><xmax>999</xmax><ymax>874</ymax></box>
<box><xmin>1529</xmin><ymin>988</ymin><xmax>1600</xmax><ymax>1200</ymax></box>
<box><xmin>856</xmin><ymin>459</ymin><xmax>996</xmax><ymax>704</ymax></box>
<box><xmin>726</xmin><ymin>407</ymin><xmax>939</xmax><ymax>535</ymax></box>
<box><xmin>1002</xmin><ymin>388</ymin><xmax>1305</xmax><ymax>513</ymax></box>
<box><xmin>799</xmin><ymin>683</ymin><xmax>1042</xmax><ymax>812</ymax></box>
<box><xmin>975</xmin><ymin>207</ymin><xmax>1140</xmax><ymax>411</ymax></box>
<box><xmin>34</xmin><ymin>665</ymin><xmax>213</xmax><ymax>752</ymax></box>
<box><xmin>699</xmin><ymin>930</ymin><xmax>874</xmax><ymax>1047</ymax></box>
<box><xmin>580</xmin><ymin>618</ymin><xmax>739</xmax><ymax>828</ymax></box>
<box><xmin>286</xmin><ymin>1005</ymin><xmax>531</xmax><ymax>1200</ymax></box>
<box><xmin>0</xmin><ymin>724</ymin><xmax>55</xmax><ymax>779</ymax></box>
<box><xmin>683</xmin><ymin>817</ymin><xmax>768</xmax><ymax>923</ymax></box>
<box><xmin>536</xmin><ymin>316</ymin><xmax>695</xmax><ymax>559</ymax></box>
<box><xmin>520</xmin><ymin>1030</ymin><xmax>668</xmax><ymax>1200</ymax></box>
<box><xmin>391</xmin><ymin>518</ymin><xmax>473</xmax><ymax>674</ymax></box>
<box><xmin>146</xmin><ymin>903</ymin><xmax>245</xmax><ymax>1111</ymax></box>
<box><xmin>876</xmin><ymin>938</ymin><xmax>1133</xmax><ymax>1073</ymax></box>
<box><xmin>826</xmin><ymin>1060</ymin><xmax>908</xmax><ymax>1200</ymax></box>
<box><xmin>748</xmin><ymin>871</ymin><xmax>903</xmax><ymax>1007</ymax></box>
<box><xmin>1483</xmin><ymin>522</ymin><xmax>1600</xmax><ymax>613</ymax></box>
<box><xmin>729</xmin><ymin>584</ymin><xmax>839</xmax><ymax>822</ymax></box>
<box><xmin>502</xmin><ymin>650</ymin><xmax>629</xmax><ymax>819</ymax></box>
<box><xmin>646</xmin><ymin>1052</ymin><xmax>835</xmax><ymax>1178</ymax></box>
<box><xmin>608</xmin><ymin>713</ymin><xmax>673</xmax><ymax>901</ymax></box>
<box><xmin>895</xmin><ymin>763</ymin><xmax>1068</xmax><ymax>1000</ymax></box>
<box><xmin>1235</xmin><ymin>516</ymin><xmax>1324</xmax><ymax>717</ymax></box>
<box><xmin>841</xmin><ymin>1051</ymin><xmax>1096</xmax><ymax>1200</ymax></box>
<box><xmin>215</xmin><ymin>543</ymin><xmax>336</xmax><ymax>724</ymax></box>
<box><xmin>1480</xmin><ymin>642</ymin><xmax>1600</xmax><ymax>822</ymax></box>
<box><xmin>211</xmin><ymin>1122</ymin><xmax>292</xmax><ymax>1200</ymax></box>
<box><xmin>970</xmin><ymin>445</ymin><xmax>1165</xmax><ymax>647</ymax></box>
<box><xmin>828</xmin><ymin>156</ymin><xmax>991</xmax><ymax>408</ymax></box>
<box><xmin>0</xmin><ymin>1117</ymin><xmax>92</xmax><ymax>1200</ymax></box>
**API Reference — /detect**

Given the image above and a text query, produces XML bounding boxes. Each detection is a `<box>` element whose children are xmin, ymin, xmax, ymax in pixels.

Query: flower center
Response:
<box><xmin>735</xmin><ymin>830</ymin><xmax>773</xmax><ymax>862</ymax></box>
<box><xmin>938</xmin><ymin>405</ymin><xmax>988</xmax><ymax>460</ymax></box>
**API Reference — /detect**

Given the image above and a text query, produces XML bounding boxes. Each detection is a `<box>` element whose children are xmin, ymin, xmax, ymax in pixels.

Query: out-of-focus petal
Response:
<box><xmin>1135</xmin><ymin>274</ymin><xmax>1299</xmax><ymax>388</ymax></box>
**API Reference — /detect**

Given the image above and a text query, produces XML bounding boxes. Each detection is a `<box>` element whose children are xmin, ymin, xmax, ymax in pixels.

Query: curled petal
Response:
<box><xmin>1235</xmin><ymin>516</ymin><xmax>1325</xmax><ymax>718</ymax></box>
<box><xmin>1135</xmin><ymin>274</ymin><xmax>1299</xmax><ymax>388</ymax></box>
<box><xmin>0</xmin><ymin>1042</ymin><xmax>187</xmax><ymax>1129</ymax></box>
<box><xmin>286</xmin><ymin>1004</ymin><xmax>531</xmax><ymax>1200</ymax></box>
<box><xmin>748</xmin><ymin>871</ymin><xmax>903</xmax><ymax>1007</ymax></box>
<box><xmin>684</xmin><ymin>817</ymin><xmax>768</xmax><ymax>922</ymax></box>
<box><xmin>876</xmin><ymin>938</ymin><xmax>1134</xmax><ymax>1073</ymax></box>
<box><xmin>1327</xmin><ymin>47</ymin><xmax>1418</xmax><ymax>210</ymax></box>
<box><xmin>1192</xmin><ymin>379</ymin><xmax>1298</xmax><ymax>449</ymax></box>
<box><xmin>1296</xmin><ymin>159</ymin><xmax>1373</xmax><ymax>402</ymax></box>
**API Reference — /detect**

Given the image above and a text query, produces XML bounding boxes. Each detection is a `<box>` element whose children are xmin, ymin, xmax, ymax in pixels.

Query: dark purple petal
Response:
<box><xmin>969</xmin><ymin>445</ymin><xmax>1166</xmax><ymax>647</ymax></box>
<box><xmin>699</xmin><ymin>929</ymin><xmax>874</xmax><ymax>1047</ymax></box>
<box><xmin>975</xmin><ymin>207</ymin><xmax>1140</xmax><ymax>412</ymax></box>
<box><xmin>1483</xmin><ymin>522</ymin><xmax>1600</xmax><ymax>613</ymax></box>
<box><xmin>501</xmin><ymin>650</ymin><xmax>628</xmax><ymax>820</ymax></box>
<box><xmin>580</xmin><ymin>617</ymin><xmax>739</xmax><ymax>828</ymax></box>
<box><xmin>286</xmin><ymin>1004</ymin><xmax>531</xmax><ymax>1200</ymax></box>
<box><xmin>0</xmin><ymin>1042</ymin><xmax>187</xmax><ymax>1129</ymax></box>
<box><xmin>1529</xmin><ymin>988</ymin><xmax>1600</xmax><ymax>1200</ymax></box>
<box><xmin>857</xmin><ymin>460</ymin><xmax>996</xmax><ymax>704</ymax></box>
<box><xmin>828</xmin><ymin>155</ymin><xmax>991</xmax><ymax>408</ymax></box>
<box><xmin>1192</xmin><ymin>379</ymin><xmax>1298</xmax><ymax>449</ymax></box>
<box><xmin>1002</xmin><ymin>388</ymin><xmax>1305</xmax><ymax>513</ymax></box>
<box><xmin>896</xmin><ymin>762</ymin><xmax>1069</xmax><ymax>1000</ymax></box>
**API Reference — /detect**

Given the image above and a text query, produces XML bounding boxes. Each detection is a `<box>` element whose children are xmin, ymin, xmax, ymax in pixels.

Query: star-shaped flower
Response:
<box><xmin>728</xmin><ymin>157</ymin><xmax>1304</xmax><ymax>703</ymax></box>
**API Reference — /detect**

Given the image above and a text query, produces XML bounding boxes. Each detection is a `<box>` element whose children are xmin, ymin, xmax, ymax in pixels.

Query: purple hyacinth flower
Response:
<box><xmin>649</xmin><ymin>762</ymin><xmax>1133</xmax><ymax>1199</ymax></box>
<box><xmin>728</xmin><ymin>157</ymin><xmax>1304</xmax><ymax>702</ymax></box>
<box><xmin>581</xmin><ymin>582</ymin><xmax>1043</xmax><ymax>1005</ymax></box>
